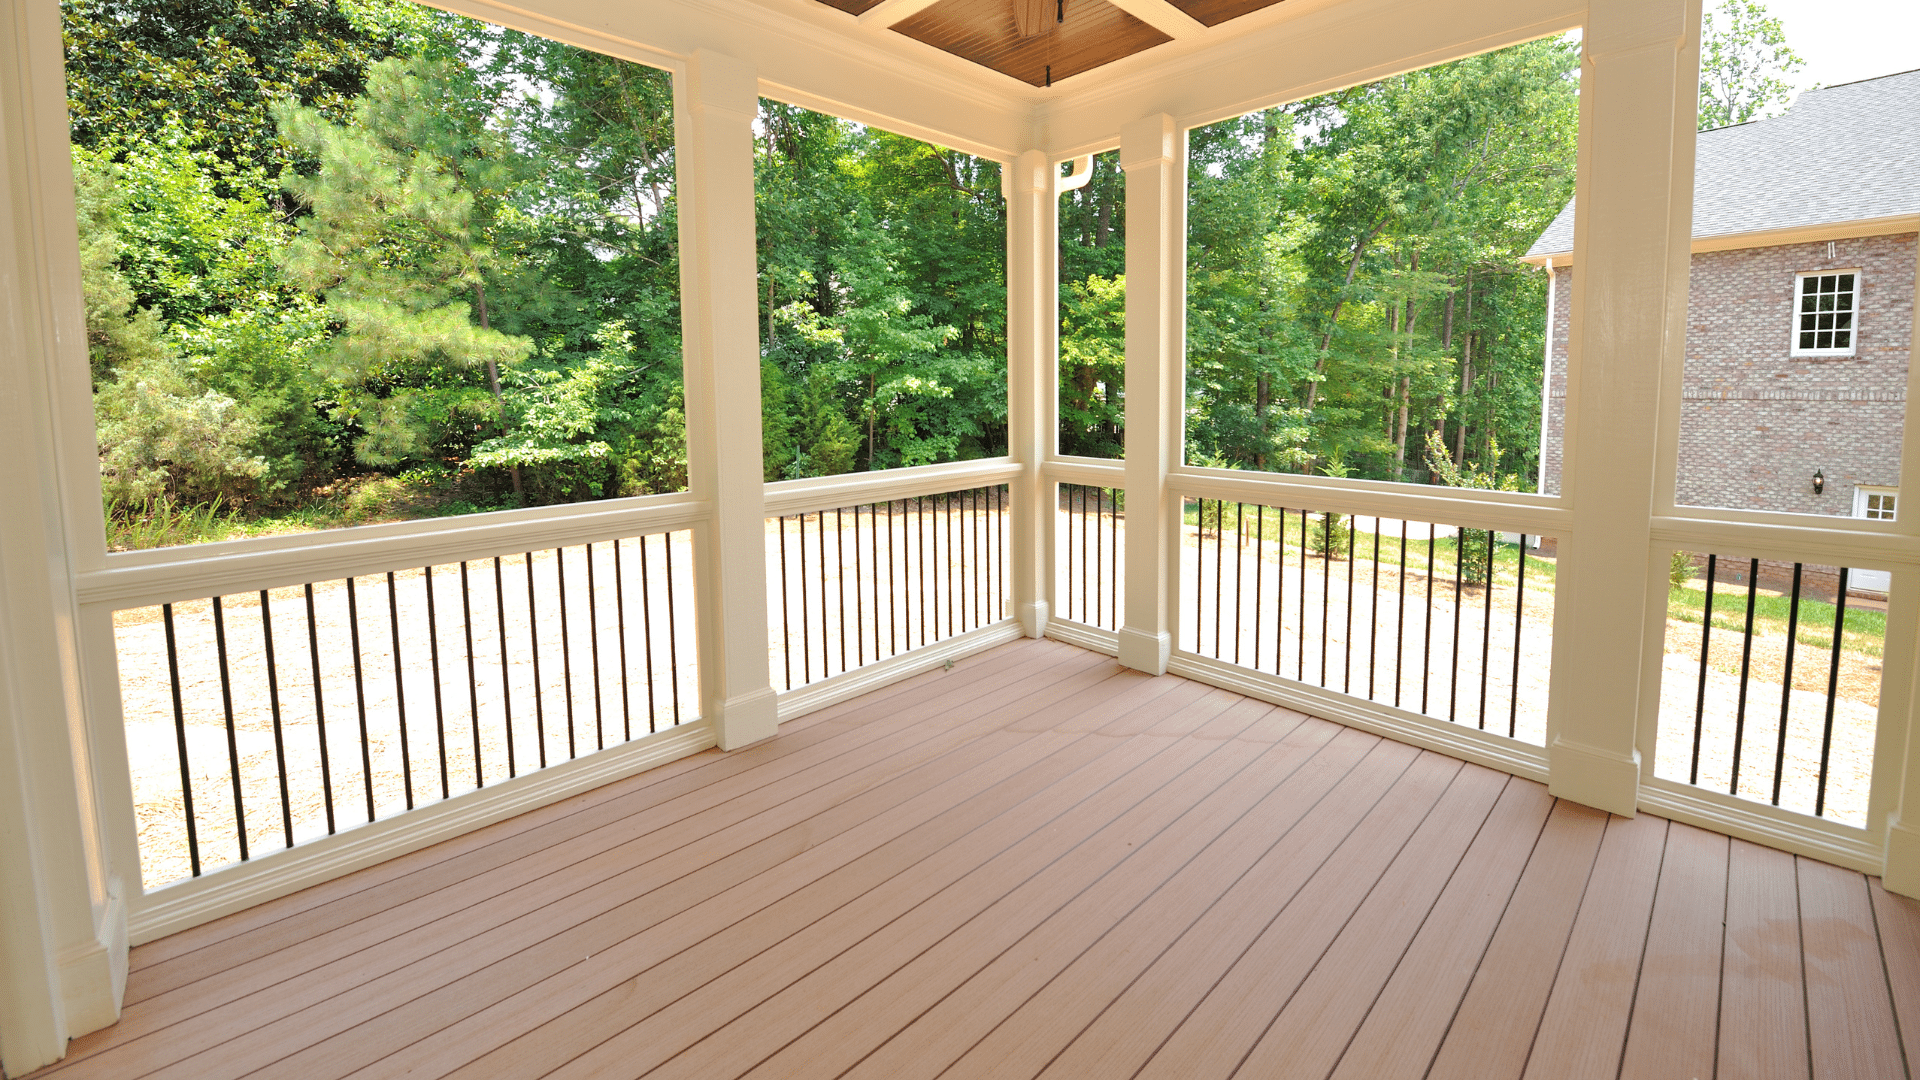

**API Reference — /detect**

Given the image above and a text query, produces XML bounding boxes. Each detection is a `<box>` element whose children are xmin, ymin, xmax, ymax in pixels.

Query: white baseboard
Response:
<box><xmin>776</xmin><ymin>620</ymin><xmax>1025</xmax><ymax>724</ymax></box>
<box><xmin>1043</xmin><ymin>618</ymin><xmax>1119</xmax><ymax>657</ymax></box>
<box><xmin>1166</xmin><ymin>651</ymin><xmax>1551</xmax><ymax>784</ymax></box>
<box><xmin>129</xmin><ymin>721</ymin><xmax>717</xmax><ymax>944</ymax></box>
<box><xmin>1637</xmin><ymin>777</ymin><xmax>1881</xmax><ymax>874</ymax></box>
<box><xmin>55</xmin><ymin>886</ymin><xmax>125</xmax><ymax>1036</ymax></box>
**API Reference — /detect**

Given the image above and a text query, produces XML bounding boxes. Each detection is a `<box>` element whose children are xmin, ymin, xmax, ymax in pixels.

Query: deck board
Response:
<box><xmin>27</xmin><ymin>638</ymin><xmax>1919</xmax><ymax>1080</ymax></box>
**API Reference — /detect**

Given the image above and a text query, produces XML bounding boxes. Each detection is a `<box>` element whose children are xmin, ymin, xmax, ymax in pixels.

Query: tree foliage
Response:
<box><xmin>1699</xmin><ymin>0</ymin><xmax>1805</xmax><ymax>130</ymax></box>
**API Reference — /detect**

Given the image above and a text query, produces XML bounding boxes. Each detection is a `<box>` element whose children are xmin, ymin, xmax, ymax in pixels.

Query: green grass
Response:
<box><xmin>1667</xmin><ymin>582</ymin><xmax>1885</xmax><ymax>658</ymax></box>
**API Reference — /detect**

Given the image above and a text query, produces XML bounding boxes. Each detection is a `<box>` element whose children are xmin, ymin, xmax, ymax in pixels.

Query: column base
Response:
<box><xmin>713</xmin><ymin>686</ymin><xmax>779</xmax><ymax>750</ymax></box>
<box><xmin>1117</xmin><ymin>627</ymin><xmax>1172</xmax><ymax>676</ymax></box>
<box><xmin>1018</xmin><ymin>600</ymin><xmax>1050</xmax><ymax>640</ymax></box>
<box><xmin>1885</xmin><ymin>816</ymin><xmax>1920</xmax><ymax>899</ymax></box>
<box><xmin>1548</xmin><ymin>736</ymin><xmax>1641</xmax><ymax>817</ymax></box>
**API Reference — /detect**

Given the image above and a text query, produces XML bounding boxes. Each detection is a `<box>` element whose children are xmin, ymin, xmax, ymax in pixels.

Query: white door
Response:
<box><xmin>1851</xmin><ymin>487</ymin><xmax>1896</xmax><ymax>593</ymax></box>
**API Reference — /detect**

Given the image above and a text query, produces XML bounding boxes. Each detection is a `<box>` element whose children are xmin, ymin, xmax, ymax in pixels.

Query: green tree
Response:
<box><xmin>276</xmin><ymin>55</ymin><xmax>533</xmax><ymax>482</ymax></box>
<box><xmin>1699</xmin><ymin>0</ymin><xmax>1805</xmax><ymax>130</ymax></box>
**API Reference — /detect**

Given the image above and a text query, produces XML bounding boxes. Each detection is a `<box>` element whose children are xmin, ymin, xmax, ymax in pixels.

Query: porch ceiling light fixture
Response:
<box><xmin>1813</xmin><ymin>469</ymin><xmax>1825</xmax><ymax>495</ymax></box>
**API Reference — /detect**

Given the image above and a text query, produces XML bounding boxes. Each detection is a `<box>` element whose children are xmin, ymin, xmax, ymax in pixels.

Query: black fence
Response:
<box><xmin>1655</xmin><ymin>552</ymin><xmax>1882</xmax><ymax>825</ymax></box>
<box><xmin>1057</xmin><ymin>484</ymin><xmax>1124</xmax><ymax>632</ymax></box>
<box><xmin>1183</xmin><ymin>499</ymin><xmax>1555</xmax><ymax>745</ymax></box>
<box><xmin>769</xmin><ymin>486</ymin><xmax>1007</xmax><ymax>692</ymax></box>
<box><xmin>120</xmin><ymin>532</ymin><xmax>698</xmax><ymax>889</ymax></box>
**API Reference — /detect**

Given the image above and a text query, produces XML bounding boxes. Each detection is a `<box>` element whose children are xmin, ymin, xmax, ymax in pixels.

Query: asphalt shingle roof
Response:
<box><xmin>1526</xmin><ymin>68</ymin><xmax>1920</xmax><ymax>259</ymax></box>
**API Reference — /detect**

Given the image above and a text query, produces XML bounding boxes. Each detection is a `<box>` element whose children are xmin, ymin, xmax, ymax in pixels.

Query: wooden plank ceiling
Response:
<box><xmin>821</xmin><ymin>0</ymin><xmax>1288</xmax><ymax>86</ymax></box>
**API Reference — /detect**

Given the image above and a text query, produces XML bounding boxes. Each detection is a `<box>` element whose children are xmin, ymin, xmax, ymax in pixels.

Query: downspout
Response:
<box><xmin>1537</xmin><ymin>258</ymin><xmax>1557</xmax><ymax>497</ymax></box>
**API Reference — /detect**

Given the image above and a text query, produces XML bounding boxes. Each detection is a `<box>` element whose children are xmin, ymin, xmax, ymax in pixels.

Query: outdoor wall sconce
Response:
<box><xmin>1813</xmin><ymin>469</ymin><xmax>1826</xmax><ymax>495</ymax></box>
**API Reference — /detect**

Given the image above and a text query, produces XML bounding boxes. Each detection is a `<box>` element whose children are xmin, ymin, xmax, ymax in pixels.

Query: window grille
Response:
<box><xmin>1793</xmin><ymin>271</ymin><xmax>1858</xmax><ymax>354</ymax></box>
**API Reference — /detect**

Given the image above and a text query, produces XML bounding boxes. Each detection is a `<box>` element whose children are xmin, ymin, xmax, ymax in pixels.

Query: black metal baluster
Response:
<box><xmin>211</xmin><ymin>596</ymin><xmax>249</xmax><ymax>861</ymax></box>
<box><xmin>1081</xmin><ymin>487</ymin><xmax>1090</xmax><ymax>624</ymax></box>
<box><xmin>1422</xmin><ymin>523</ymin><xmax>1436</xmax><ymax>715</ymax></box>
<box><xmin>526</xmin><ymin>553</ymin><xmax>547</xmax><ymax>769</ymax></box>
<box><xmin>1253</xmin><ymin>505</ymin><xmax>1265</xmax><ymax>668</ymax></box>
<box><xmin>493</xmin><ymin>557</ymin><xmax>516</xmax><ymax>776</ymax></box>
<box><xmin>304</xmin><ymin>584</ymin><xmax>335</xmax><ymax>834</ymax></box>
<box><xmin>836</xmin><ymin>507</ymin><xmax>849</xmax><ymax>674</ymax></box>
<box><xmin>1321</xmin><ymin>511</ymin><xmax>1332</xmax><ymax>685</ymax></box>
<box><xmin>345</xmin><ymin>578</ymin><xmax>375</xmax><ymax>823</ymax></box>
<box><xmin>1234</xmin><ymin>503</ymin><xmax>1246</xmax><ymax>665</ymax></box>
<box><xmin>557</xmin><ymin>548</ymin><xmax>576</xmax><ymax>760</ymax></box>
<box><xmin>818</xmin><ymin>511</ymin><xmax>830</xmax><ymax>674</ymax></box>
<box><xmin>778</xmin><ymin>518</ymin><xmax>793</xmax><ymax>690</ymax></box>
<box><xmin>1345</xmin><ymin>515</ymin><xmax>1356</xmax><ymax>694</ymax></box>
<box><xmin>460</xmin><ymin>562</ymin><xmax>482</xmax><ymax>786</ymax></box>
<box><xmin>1816</xmin><ymin>568</ymin><xmax>1850</xmax><ymax>816</ymax></box>
<box><xmin>872</xmin><ymin>502</ymin><xmax>882</xmax><ymax>659</ymax></box>
<box><xmin>1771</xmin><ymin>564</ymin><xmax>1805</xmax><ymax>805</ymax></box>
<box><xmin>1396</xmin><ymin>527</ymin><xmax>1407</xmax><ymax>709</ymax></box>
<box><xmin>1298</xmin><ymin>509</ymin><xmax>1308</xmax><ymax>680</ymax></box>
<box><xmin>918</xmin><ymin>498</ymin><xmax>928</xmax><ymax>649</ymax></box>
<box><xmin>797</xmin><ymin>515</ymin><xmax>811</xmax><ymax>683</ymax></box>
<box><xmin>639</xmin><ymin>536</ymin><xmax>657</xmax><ymax>733</ymax></box>
<box><xmin>1093</xmin><ymin>487</ymin><xmax>1103</xmax><ymax>627</ymax></box>
<box><xmin>1478</xmin><ymin>532</ymin><xmax>1495</xmax><ymax>730</ymax></box>
<box><xmin>1195</xmin><ymin>500</ymin><xmax>1206</xmax><ymax>653</ymax></box>
<box><xmin>853</xmin><ymin>507</ymin><xmax>865</xmax><ymax>668</ymax></box>
<box><xmin>613</xmin><ymin>539</ymin><xmax>632</xmax><ymax>742</ymax></box>
<box><xmin>887</xmin><ymin>501</ymin><xmax>898</xmax><ymax>656</ymax></box>
<box><xmin>1690</xmin><ymin>553</ymin><xmax>1717</xmax><ymax>786</ymax></box>
<box><xmin>259</xmin><ymin>590</ymin><xmax>293</xmax><ymax>848</ymax></box>
<box><xmin>1450</xmin><ymin>528</ymin><xmax>1464</xmax><ymax>723</ymax></box>
<box><xmin>666</xmin><ymin>532</ymin><xmax>682</xmax><ymax>725</ymax></box>
<box><xmin>163</xmin><ymin>603</ymin><xmax>201</xmax><ymax>876</ymax></box>
<box><xmin>1368</xmin><ymin>525</ymin><xmax>1380</xmax><ymax>700</ymax></box>
<box><xmin>947</xmin><ymin>492</ymin><xmax>957</xmax><ymax>639</ymax></box>
<box><xmin>382</xmin><ymin>573</ymin><xmax>413</xmax><ymax>810</ymax></box>
<box><xmin>1510</xmin><ymin>538</ymin><xmax>1527</xmax><ymax>738</ymax></box>
<box><xmin>1272</xmin><ymin>505</ymin><xmax>1285</xmax><ymax>676</ymax></box>
<box><xmin>587</xmin><ymin>544</ymin><xmax>604</xmax><ymax>751</ymax></box>
<box><xmin>1729</xmin><ymin>558</ymin><xmax>1761</xmax><ymax>795</ymax></box>
<box><xmin>424</xmin><ymin>567</ymin><xmax>450</xmax><ymax>791</ymax></box>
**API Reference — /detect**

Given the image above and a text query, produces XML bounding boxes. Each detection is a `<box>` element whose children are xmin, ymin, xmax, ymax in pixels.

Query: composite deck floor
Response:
<box><xmin>30</xmin><ymin>638</ymin><xmax>1920</xmax><ymax>1080</ymax></box>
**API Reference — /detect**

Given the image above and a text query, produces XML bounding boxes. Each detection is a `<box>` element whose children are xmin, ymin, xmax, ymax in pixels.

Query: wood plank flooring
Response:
<box><xmin>25</xmin><ymin>639</ymin><xmax>1920</xmax><ymax>1080</ymax></box>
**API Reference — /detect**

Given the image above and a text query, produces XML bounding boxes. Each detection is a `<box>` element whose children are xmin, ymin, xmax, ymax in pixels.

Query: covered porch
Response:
<box><xmin>3</xmin><ymin>0</ymin><xmax>1920</xmax><ymax>1073</ymax></box>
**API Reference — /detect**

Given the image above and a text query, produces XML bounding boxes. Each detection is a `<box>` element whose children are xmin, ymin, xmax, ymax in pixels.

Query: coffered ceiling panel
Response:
<box><xmin>889</xmin><ymin>0</ymin><xmax>1171</xmax><ymax>86</ymax></box>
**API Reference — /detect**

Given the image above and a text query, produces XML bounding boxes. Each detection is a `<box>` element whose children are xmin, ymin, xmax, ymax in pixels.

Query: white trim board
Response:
<box><xmin>128</xmin><ymin>720</ymin><xmax>717</xmax><ymax>944</ymax></box>
<box><xmin>776</xmin><ymin>619</ymin><xmax>1026</xmax><ymax>724</ymax></box>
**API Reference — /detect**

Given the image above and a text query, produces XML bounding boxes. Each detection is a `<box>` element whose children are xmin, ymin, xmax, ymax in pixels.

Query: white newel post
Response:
<box><xmin>1006</xmin><ymin>150</ymin><xmax>1054</xmax><ymax>639</ymax></box>
<box><xmin>0</xmin><ymin>0</ymin><xmax>130</xmax><ymax>1071</ymax></box>
<box><xmin>1544</xmin><ymin>0</ymin><xmax>1701</xmax><ymax>816</ymax></box>
<box><xmin>1878</xmin><ymin>225</ymin><xmax>1920</xmax><ymax>896</ymax></box>
<box><xmin>1117</xmin><ymin>114</ymin><xmax>1184</xmax><ymax>676</ymax></box>
<box><xmin>677</xmin><ymin>50</ymin><xmax>778</xmax><ymax>750</ymax></box>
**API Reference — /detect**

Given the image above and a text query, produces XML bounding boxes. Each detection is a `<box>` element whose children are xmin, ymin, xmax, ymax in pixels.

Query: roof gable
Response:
<box><xmin>1527</xmin><ymin>67</ymin><xmax>1920</xmax><ymax>259</ymax></box>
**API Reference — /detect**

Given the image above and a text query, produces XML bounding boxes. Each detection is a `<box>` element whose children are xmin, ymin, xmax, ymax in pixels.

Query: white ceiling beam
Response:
<box><xmin>856</xmin><ymin>0</ymin><xmax>943</xmax><ymax>28</ymax></box>
<box><xmin>1105</xmin><ymin>0</ymin><xmax>1207</xmax><ymax>39</ymax></box>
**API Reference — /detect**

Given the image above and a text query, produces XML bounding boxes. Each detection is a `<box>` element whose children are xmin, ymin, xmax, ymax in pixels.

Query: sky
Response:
<box><xmin>1757</xmin><ymin>0</ymin><xmax>1919</xmax><ymax>94</ymax></box>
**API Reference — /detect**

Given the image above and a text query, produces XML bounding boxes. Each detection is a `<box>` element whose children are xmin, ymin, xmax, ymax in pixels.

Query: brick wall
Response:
<box><xmin>1539</xmin><ymin>232</ymin><xmax>1916</xmax><ymax>516</ymax></box>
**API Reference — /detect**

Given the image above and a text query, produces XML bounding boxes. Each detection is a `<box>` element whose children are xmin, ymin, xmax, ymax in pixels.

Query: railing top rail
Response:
<box><xmin>1652</xmin><ymin>513</ymin><xmax>1920</xmax><ymax>569</ymax></box>
<box><xmin>1168</xmin><ymin>467</ymin><xmax>1572</xmax><ymax>537</ymax></box>
<box><xmin>1044</xmin><ymin>457</ymin><xmax>1127</xmax><ymax>485</ymax></box>
<box><xmin>763</xmin><ymin>459</ymin><xmax>1020</xmax><ymax>518</ymax></box>
<box><xmin>79</xmin><ymin>496</ymin><xmax>710</xmax><ymax>611</ymax></box>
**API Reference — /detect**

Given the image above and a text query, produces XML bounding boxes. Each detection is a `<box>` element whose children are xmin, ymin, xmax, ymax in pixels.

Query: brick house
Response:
<box><xmin>1526</xmin><ymin>68</ymin><xmax>1919</xmax><ymax>590</ymax></box>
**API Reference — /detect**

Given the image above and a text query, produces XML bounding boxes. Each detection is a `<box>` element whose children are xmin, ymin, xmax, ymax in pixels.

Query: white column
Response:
<box><xmin>676</xmin><ymin>50</ymin><xmax>778</xmax><ymax>750</ymax></box>
<box><xmin>1005</xmin><ymin>151</ymin><xmax>1055</xmax><ymax>639</ymax></box>
<box><xmin>1116</xmin><ymin>114</ymin><xmax>1184</xmax><ymax>676</ymax></box>
<box><xmin>1876</xmin><ymin>205</ymin><xmax>1920</xmax><ymax>896</ymax></box>
<box><xmin>1545</xmin><ymin>0</ymin><xmax>1701</xmax><ymax>816</ymax></box>
<box><xmin>0</xmin><ymin>0</ymin><xmax>130</xmax><ymax>1070</ymax></box>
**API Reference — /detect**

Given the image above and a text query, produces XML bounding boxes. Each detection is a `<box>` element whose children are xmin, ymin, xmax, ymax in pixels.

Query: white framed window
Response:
<box><xmin>1855</xmin><ymin>485</ymin><xmax>1897</xmax><ymax>521</ymax></box>
<box><xmin>1792</xmin><ymin>269</ymin><xmax>1860</xmax><ymax>356</ymax></box>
